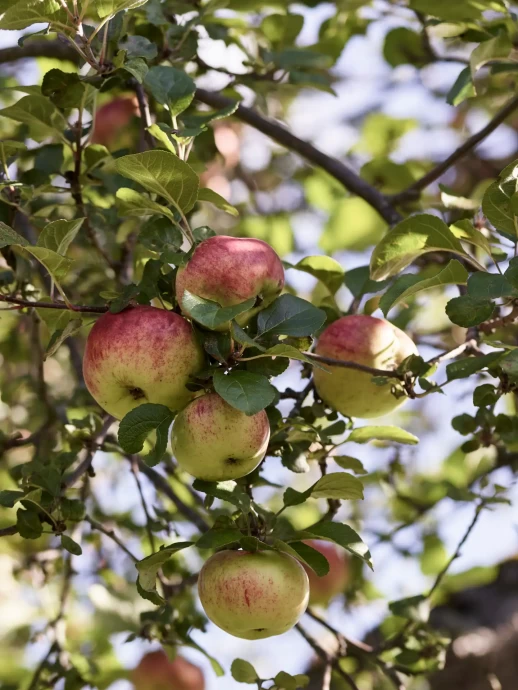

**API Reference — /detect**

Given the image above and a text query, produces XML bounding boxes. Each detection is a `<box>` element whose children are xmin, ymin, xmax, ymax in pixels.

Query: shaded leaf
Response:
<box><xmin>213</xmin><ymin>369</ymin><xmax>276</xmax><ymax>415</ymax></box>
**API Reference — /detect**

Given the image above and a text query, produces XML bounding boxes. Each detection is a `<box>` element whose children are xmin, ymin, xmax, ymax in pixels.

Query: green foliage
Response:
<box><xmin>0</xmin><ymin>0</ymin><xmax>517</xmax><ymax>688</ymax></box>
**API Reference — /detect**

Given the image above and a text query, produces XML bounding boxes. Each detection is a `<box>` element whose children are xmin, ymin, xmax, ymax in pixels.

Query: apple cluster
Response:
<box><xmin>82</xmin><ymin>234</ymin><xmax>417</xmax><ymax>640</ymax></box>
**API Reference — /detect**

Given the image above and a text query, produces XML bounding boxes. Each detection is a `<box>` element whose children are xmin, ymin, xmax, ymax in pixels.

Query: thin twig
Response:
<box><xmin>295</xmin><ymin>623</ymin><xmax>361</xmax><ymax>690</ymax></box>
<box><xmin>130</xmin><ymin>456</ymin><xmax>157</xmax><ymax>553</ymax></box>
<box><xmin>303</xmin><ymin>352</ymin><xmax>406</xmax><ymax>380</ymax></box>
<box><xmin>85</xmin><ymin>516</ymin><xmax>139</xmax><ymax>562</ymax></box>
<box><xmin>428</xmin><ymin>501</ymin><xmax>484</xmax><ymax>598</ymax></box>
<box><xmin>0</xmin><ymin>294</ymin><xmax>108</xmax><ymax>313</ymax></box>
<box><xmin>26</xmin><ymin>642</ymin><xmax>59</xmax><ymax>690</ymax></box>
<box><xmin>62</xmin><ymin>416</ymin><xmax>114</xmax><ymax>489</ymax></box>
<box><xmin>136</xmin><ymin>459</ymin><xmax>210</xmax><ymax>533</ymax></box>
<box><xmin>392</xmin><ymin>94</ymin><xmax>518</xmax><ymax>203</ymax></box>
<box><xmin>133</xmin><ymin>80</ymin><xmax>154</xmax><ymax>150</ymax></box>
<box><xmin>195</xmin><ymin>88</ymin><xmax>401</xmax><ymax>225</ymax></box>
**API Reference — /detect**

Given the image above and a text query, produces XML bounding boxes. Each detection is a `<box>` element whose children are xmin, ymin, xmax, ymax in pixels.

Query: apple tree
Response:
<box><xmin>0</xmin><ymin>0</ymin><xmax>517</xmax><ymax>689</ymax></box>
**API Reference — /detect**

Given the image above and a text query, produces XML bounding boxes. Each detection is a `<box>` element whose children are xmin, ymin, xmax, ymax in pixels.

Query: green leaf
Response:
<box><xmin>16</xmin><ymin>508</ymin><xmax>42</xmax><ymax>539</ymax></box>
<box><xmin>0</xmin><ymin>140</ymin><xmax>26</xmax><ymax>163</ymax></box>
<box><xmin>181</xmin><ymin>291</ymin><xmax>255</xmax><ymax>330</ymax></box>
<box><xmin>144</xmin><ymin>66</ymin><xmax>196</xmax><ymax>117</ymax></box>
<box><xmin>118</xmin><ymin>403</ymin><xmax>175</xmax><ymax>466</ymax></box>
<box><xmin>212</xmin><ymin>369</ymin><xmax>276</xmax><ymax>415</ymax></box>
<box><xmin>61</xmin><ymin>498</ymin><xmax>86</xmax><ymax>521</ymax></box>
<box><xmin>446</xmin><ymin>67</ymin><xmax>475</xmax><ymax>106</ymax></box>
<box><xmin>389</xmin><ymin>594</ymin><xmax>429</xmax><ymax>622</ymax></box>
<box><xmin>379</xmin><ymin>260</ymin><xmax>469</xmax><ymax>316</ymax></box>
<box><xmin>299</xmin><ymin>522</ymin><xmax>372</xmax><ymax>569</ymax></box>
<box><xmin>196</xmin><ymin>526</ymin><xmax>243</xmax><ymax>549</ymax></box>
<box><xmin>370</xmin><ymin>214</ymin><xmax>480</xmax><ymax>281</ymax></box>
<box><xmin>139</xmin><ymin>217</ymin><xmax>183</xmax><ymax>253</ymax></box>
<box><xmin>261</xmin><ymin>13</ymin><xmax>304</xmax><ymax>46</ymax></box>
<box><xmin>311</xmin><ymin>472</ymin><xmax>364</xmax><ymax>500</ymax></box>
<box><xmin>257</xmin><ymin>294</ymin><xmax>326</xmax><ymax>337</ymax></box>
<box><xmin>121</xmin><ymin>35</ymin><xmax>158</xmax><ymax>60</ymax></box>
<box><xmin>274</xmin><ymin>671</ymin><xmax>310</xmax><ymax>690</ymax></box>
<box><xmin>61</xmin><ymin>534</ymin><xmax>82</xmax><ymax>556</ymax></box>
<box><xmin>408</xmin><ymin>0</ymin><xmax>504</xmax><ymax>21</ymax></box>
<box><xmin>242</xmin><ymin>344</ymin><xmax>327</xmax><ymax>369</ymax></box>
<box><xmin>45</xmin><ymin>319</ymin><xmax>84</xmax><ymax>360</ymax></box>
<box><xmin>231</xmin><ymin>321</ymin><xmax>262</xmax><ymax>350</ymax></box>
<box><xmin>445</xmin><ymin>295</ymin><xmax>494</xmax><ymax>327</ymax></box>
<box><xmin>0</xmin><ymin>222</ymin><xmax>29</xmax><ymax>248</ymax></box>
<box><xmin>333</xmin><ymin>456</ymin><xmax>367</xmax><ymax>474</ymax></box>
<box><xmin>285</xmin><ymin>541</ymin><xmax>330</xmax><ymax>577</ymax></box>
<box><xmin>467</xmin><ymin>272</ymin><xmax>518</xmax><ymax>299</ymax></box>
<box><xmin>230</xmin><ymin>659</ymin><xmax>258</xmax><ymax>684</ymax></box>
<box><xmin>288</xmin><ymin>255</ymin><xmax>344</xmax><ymax>295</ymax></box>
<box><xmin>147</xmin><ymin>123</ymin><xmax>177</xmax><ymax>154</ymax></box>
<box><xmin>344</xmin><ymin>265</ymin><xmax>391</xmax><ymax>299</ymax></box>
<box><xmin>123</xmin><ymin>58</ymin><xmax>148</xmax><ymax>83</ymax></box>
<box><xmin>347</xmin><ymin>426</ymin><xmax>419</xmax><ymax>445</ymax></box>
<box><xmin>482</xmin><ymin>178</ymin><xmax>518</xmax><ymax>238</ymax></box>
<box><xmin>0</xmin><ymin>490</ymin><xmax>25</xmax><ymax>507</ymax></box>
<box><xmin>95</xmin><ymin>0</ymin><xmax>150</xmax><ymax>18</ymax></box>
<box><xmin>471</xmin><ymin>34</ymin><xmax>512</xmax><ymax>76</ymax></box>
<box><xmin>114</xmin><ymin>150</ymin><xmax>199</xmax><ymax>214</ymax></box>
<box><xmin>41</xmin><ymin>69</ymin><xmax>85</xmax><ymax>109</ymax></box>
<box><xmin>37</xmin><ymin>218</ymin><xmax>84</xmax><ymax>255</ymax></box>
<box><xmin>446</xmin><ymin>352</ymin><xmax>503</xmax><ymax>381</ymax></box>
<box><xmin>0</xmin><ymin>0</ymin><xmax>67</xmax><ymax>30</ymax></box>
<box><xmin>115</xmin><ymin>187</ymin><xmax>176</xmax><ymax>221</ymax></box>
<box><xmin>136</xmin><ymin>542</ymin><xmax>193</xmax><ymax>591</ymax></box>
<box><xmin>21</xmin><ymin>246</ymin><xmax>74</xmax><ymax>299</ymax></box>
<box><xmin>197</xmin><ymin>188</ymin><xmax>239</xmax><ymax>217</ymax></box>
<box><xmin>192</xmin><ymin>479</ymin><xmax>251</xmax><ymax>512</ymax></box>
<box><xmin>0</xmin><ymin>95</ymin><xmax>67</xmax><ymax>142</ymax></box>
<box><xmin>383</xmin><ymin>27</ymin><xmax>429</xmax><ymax>68</ymax></box>
<box><xmin>450</xmin><ymin>219</ymin><xmax>493</xmax><ymax>257</ymax></box>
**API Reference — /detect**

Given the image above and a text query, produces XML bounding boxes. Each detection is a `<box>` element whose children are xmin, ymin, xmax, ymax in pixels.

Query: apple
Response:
<box><xmin>132</xmin><ymin>650</ymin><xmax>204</xmax><ymax>690</ymax></box>
<box><xmin>83</xmin><ymin>305</ymin><xmax>205</xmax><ymax>419</ymax></box>
<box><xmin>171</xmin><ymin>392</ymin><xmax>269</xmax><ymax>481</ymax></box>
<box><xmin>313</xmin><ymin>314</ymin><xmax>418</xmax><ymax>418</ymax></box>
<box><xmin>91</xmin><ymin>96</ymin><xmax>139</xmax><ymax>149</ymax></box>
<box><xmin>175</xmin><ymin>235</ymin><xmax>284</xmax><ymax>329</ymax></box>
<box><xmin>303</xmin><ymin>540</ymin><xmax>349</xmax><ymax>607</ymax></box>
<box><xmin>198</xmin><ymin>549</ymin><xmax>309</xmax><ymax>639</ymax></box>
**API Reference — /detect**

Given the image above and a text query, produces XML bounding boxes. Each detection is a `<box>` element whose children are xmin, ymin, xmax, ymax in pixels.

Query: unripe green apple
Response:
<box><xmin>303</xmin><ymin>540</ymin><xmax>349</xmax><ymax>607</ymax></box>
<box><xmin>131</xmin><ymin>650</ymin><xmax>204</xmax><ymax>690</ymax></box>
<box><xmin>198</xmin><ymin>550</ymin><xmax>309</xmax><ymax>639</ymax></box>
<box><xmin>313</xmin><ymin>314</ymin><xmax>418</xmax><ymax>418</ymax></box>
<box><xmin>83</xmin><ymin>305</ymin><xmax>204</xmax><ymax>419</ymax></box>
<box><xmin>176</xmin><ymin>235</ymin><xmax>284</xmax><ymax>330</ymax></box>
<box><xmin>171</xmin><ymin>393</ymin><xmax>269</xmax><ymax>481</ymax></box>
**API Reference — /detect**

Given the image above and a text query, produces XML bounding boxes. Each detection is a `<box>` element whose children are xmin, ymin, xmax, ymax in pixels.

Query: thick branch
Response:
<box><xmin>0</xmin><ymin>525</ymin><xmax>18</xmax><ymax>537</ymax></box>
<box><xmin>195</xmin><ymin>89</ymin><xmax>401</xmax><ymax>226</ymax></box>
<box><xmin>392</xmin><ymin>93</ymin><xmax>518</xmax><ymax>203</ymax></box>
<box><xmin>0</xmin><ymin>40</ymin><xmax>80</xmax><ymax>65</ymax></box>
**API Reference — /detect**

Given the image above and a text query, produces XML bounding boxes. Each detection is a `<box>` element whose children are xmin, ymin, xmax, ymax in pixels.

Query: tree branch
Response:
<box><xmin>136</xmin><ymin>459</ymin><xmax>210</xmax><ymax>533</ymax></box>
<box><xmin>295</xmin><ymin>623</ymin><xmax>360</xmax><ymax>690</ymax></box>
<box><xmin>0</xmin><ymin>40</ymin><xmax>80</xmax><ymax>65</ymax></box>
<box><xmin>303</xmin><ymin>352</ymin><xmax>406</xmax><ymax>380</ymax></box>
<box><xmin>0</xmin><ymin>294</ymin><xmax>108</xmax><ymax>313</ymax></box>
<box><xmin>195</xmin><ymin>89</ymin><xmax>401</xmax><ymax>225</ymax></box>
<box><xmin>0</xmin><ymin>525</ymin><xmax>18</xmax><ymax>537</ymax></box>
<box><xmin>62</xmin><ymin>416</ymin><xmax>114</xmax><ymax>489</ymax></box>
<box><xmin>392</xmin><ymin>93</ymin><xmax>518</xmax><ymax>203</ymax></box>
<box><xmin>85</xmin><ymin>516</ymin><xmax>139</xmax><ymax>562</ymax></box>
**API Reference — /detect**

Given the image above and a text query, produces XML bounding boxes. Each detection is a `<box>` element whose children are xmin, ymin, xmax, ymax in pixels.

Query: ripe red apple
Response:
<box><xmin>83</xmin><ymin>305</ymin><xmax>204</xmax><ymax>419</ymax></box>
<box><xmin>303</xmin><ymin>540</ymin><xmax>350</xmax><ymax>607</ymax></box>
<box><xmin>91</xmin><ymin>96</ymin><xmax>139</xmax><ymax>149</ymax></box>
<box><xmin>171</xmin><ymin>392</ymin><xmax>270</xmax><ymax>481</ymax></box>
<box><xmin>313</xmin><ymin>314</ymin><xmax>418</xmax><ymax>418</ymax></box>
<box><xmin>132</xmin><ymin>650</ymin><xmax>204</xmax><ymax>690</ymax></box>
<box><xmin>198</xmin><ymin>549</ymin><xmax>309</xmax><ymax>639</ymax></box>
<box><xmin>176</xmin><ymin>235</ymin><xmax>284</xmax><ymax>330</ymax></box>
